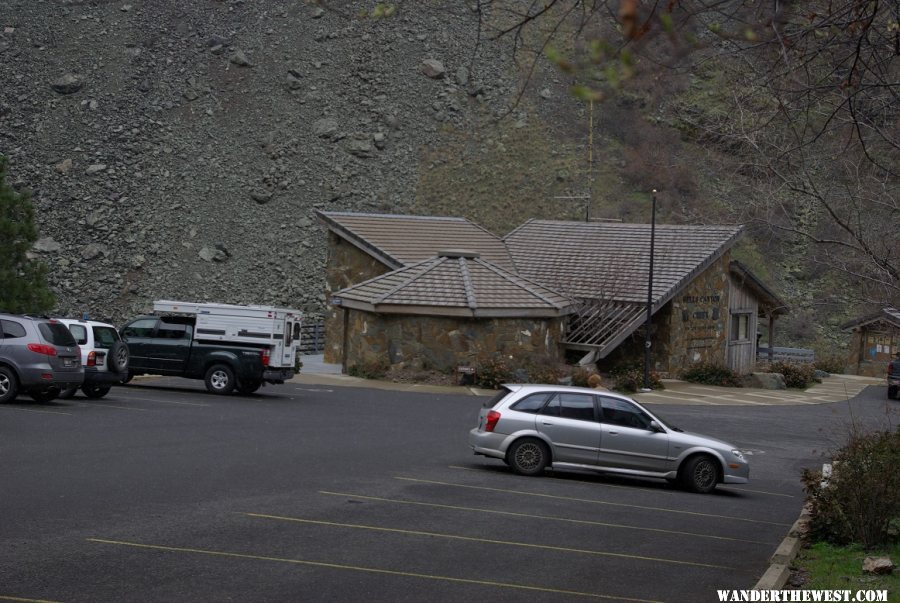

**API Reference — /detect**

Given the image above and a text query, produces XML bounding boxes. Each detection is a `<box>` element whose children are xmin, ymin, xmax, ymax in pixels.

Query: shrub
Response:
<box><xmin>680</xmin><ymin>363</ymin><xmax>743</xmax><ymax>387</ymax></box>
<box><xmin>768</xmin><ymin>361</ymin><xmax>820</xmax><ymax>388</ymax></box>
<box><xmin>813</xmin><ymin>355</ymin><xmax>845</xmax><ymax>375</ymax></box>
<box><xmin>801</xmin><ymin>428</ymin><xmax>900</xmax><ymax>549</ymax></box>
<box><xmin>610</xmin><ymin>361</ymin><xmax>663</xmax><ymax>393</ymax></box>
<box><xmin>474</xmin><ymin>355</ymin><xmax>513</xmax><ymax>389</ymax></box>
<box><xmin>347</xmin><ymin>359</ymin><xmax>389</xmax><ymax>379</ymax></box>
<box><xmin>570</xmin><ymin>366</ymin><xmax>597</xmax><ymax>388</ymax></box>
<box><xmin>523</xmin><ymin>358</ymin><xmax>563</xmax><ymax>385</ymax></box>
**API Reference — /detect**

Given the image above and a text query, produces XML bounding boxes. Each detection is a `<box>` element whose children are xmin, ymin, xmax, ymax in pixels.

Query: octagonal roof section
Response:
<box><xmin>331</xmin><ymin>251</ymin><xmax>575</xmax><ymax>318</ymax></box>
<box><xmin>316</xmin><ymin>210</ymin><xmax>516</xmax><ymax>272</ymax></box>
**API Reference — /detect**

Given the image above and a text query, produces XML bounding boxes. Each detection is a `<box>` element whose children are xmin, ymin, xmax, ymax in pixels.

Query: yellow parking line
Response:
<box><xmin>76</xmin><ymin>402</ymin><xmax>147</xmax><ymax>411</ymax></box>
<box><xmin>87</xmin><ymin>538</ymin><xmax>660</xmax><ymax>602</ymax></box>
<box><xmin>116</xmin><ymin>395</ymin><xmax>210</xmax><ymax>407</ymax></box>
<box><xmin>0</xmin><ymin>596</ymin><xmax>61</xmax><ymax>603</ymax></box>
<box><xmin>319</xmin><ymin>491</ymin><xmax>773</xmax><ymax>545</ymax></box>
<box><xmin>244</xmin><ymin>513</ymin><xmax>734</xmax><ymax>569</ymax></box>
<box><xmin>395</xmin><ymin>477</ymin><xmax>791</xmax><ymax>526</ymax></box>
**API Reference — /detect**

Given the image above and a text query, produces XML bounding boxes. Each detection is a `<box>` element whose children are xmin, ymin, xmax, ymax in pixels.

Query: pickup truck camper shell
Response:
<box><xmin>121</xmin><ymin>300</ymin><xmax>303</xmax><ymax>395</ymax></box>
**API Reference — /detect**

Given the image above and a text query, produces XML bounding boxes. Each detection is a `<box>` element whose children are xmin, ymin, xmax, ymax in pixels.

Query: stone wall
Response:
<box><xmin>597</xmin><ymin>254</ymin><xmax>733</xmax><ymax>377</ymax></box>
<box><xmin>663</xmin><ymin>253</ymin><xmax>732</xmax><ymax>374</ymax></box>
<box><xmin>322</xmin><ymin>231</ymin><xmax>392</xmax><ymax>363</ymax></box>
<box><xmin>341</xmin><ymin>310</ymin><xmax>566</xmax><ymax>372</ymax></box>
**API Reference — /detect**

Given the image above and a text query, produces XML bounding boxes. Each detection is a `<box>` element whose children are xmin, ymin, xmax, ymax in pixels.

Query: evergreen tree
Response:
<box><xmin>0</xmin><ymin>156</ymin><xmax>55</xmax><ymax>313</ymax></box>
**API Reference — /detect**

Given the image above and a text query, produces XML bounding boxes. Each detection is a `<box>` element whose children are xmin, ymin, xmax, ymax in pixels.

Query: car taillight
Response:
<box><xmin>27</xmin><ymin>343</ymin><xmax>57</xmax><ymax>357</ymax></box>
<box><xmin>261</xmin><ymin>349</ymin><xmax>270</xmax><ymax>366</ymax></box>
<box><xmin>485</xmin><ymin>410</ymin><xmax>501</xmax><ymax>432</ymax></box>
<box><xmin>87</xmin><ymin>351</ymin><xmax>97</xmax><ymax>367</ymax></box>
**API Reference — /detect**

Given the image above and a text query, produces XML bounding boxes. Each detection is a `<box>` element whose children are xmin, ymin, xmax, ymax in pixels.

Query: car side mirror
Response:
<box><xmin>649</xmin><ymin>420</ymin><xmax>664</xmax><ymax>433</ymax></box>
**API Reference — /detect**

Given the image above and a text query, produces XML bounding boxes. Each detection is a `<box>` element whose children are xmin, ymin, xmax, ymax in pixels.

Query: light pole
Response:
<box><xmin>642</xmin><ymin>189</ymin><xmax>657</xmax><ymax>392</ymax></box>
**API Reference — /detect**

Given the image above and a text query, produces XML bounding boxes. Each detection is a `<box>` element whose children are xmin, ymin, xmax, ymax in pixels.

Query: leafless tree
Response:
<box><xmin>483</xmin><ymin>0</ymin><xmax>898</xmax><ymax>304</ymax></box>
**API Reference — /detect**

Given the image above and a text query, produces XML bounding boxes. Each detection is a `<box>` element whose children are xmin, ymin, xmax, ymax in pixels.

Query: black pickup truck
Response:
<box><xmin>120</xmin><ymin>315</ymin><xmax>293</xmax><ymax>394</ymax></box>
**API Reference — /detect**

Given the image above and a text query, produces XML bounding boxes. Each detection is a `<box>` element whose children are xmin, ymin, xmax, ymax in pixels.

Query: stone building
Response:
<box><xmin>842</xmin><ymin>307</ymin><xmax>900</xmax><ymax>376</ymax></box>
<box><xmin>317</xmin><ymin>211</ymin><xmax>787</xmax><ymax>376</ymax></box>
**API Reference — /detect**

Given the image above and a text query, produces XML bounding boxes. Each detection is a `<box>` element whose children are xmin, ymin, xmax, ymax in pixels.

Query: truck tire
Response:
<box><xmin>205</xmin><ymin>364</ymin><xmax>236</xmax><ymax>395</ymax></box>
<box><xmin>889</xmin><ymin>385</ymin><xmax>898</xmax><ymax>400</ymax></box>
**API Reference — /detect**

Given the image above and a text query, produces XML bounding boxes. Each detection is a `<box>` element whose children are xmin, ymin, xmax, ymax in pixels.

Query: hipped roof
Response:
<box><xmin>332</xmin><ymin>252</ymin><xmax>574</xmax><ymax>318</ymax></box>
<box><xmin>317</xmin><ymin>210</ymin><xmax>515</xmax><ymax>271</ymax></box>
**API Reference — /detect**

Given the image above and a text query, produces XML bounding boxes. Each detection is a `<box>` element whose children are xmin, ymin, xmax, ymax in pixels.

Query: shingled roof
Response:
<box><xmin>503</xmin><ymin>220</ymin><xmax>743</xmax><ymax>305</ymax></box>
<box><xmin>332</xmin><ymin>251</ymin><xmax>574</xmax><ymax>318</ymax></box>
<box><xmin>316</xmin><ymin>211</ymin><xmax>515</xmax><ymax>271</ymax></box>
<box><xmin>321</xmin><ymin>212</ymin><xmax>768</xmax><ymax>359</ymax></box>
<box><xmin>501</xmin><ymin>220</ymin><xmax>744</xmax><ymax>357</ymax></box>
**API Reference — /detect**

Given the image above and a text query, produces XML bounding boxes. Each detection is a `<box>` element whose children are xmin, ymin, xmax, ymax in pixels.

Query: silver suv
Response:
<box><xmin>469</xmin><ymin>384</ymin><xmax>750</xmax><ymax>493</ymax></box>
<box><xmin>56</xmin><ymin>318</ymin><xmax>129</xmax><ymax>399</ymax></box>
<box><xmin>0</xmin><ymin>314</ymin><xmax>84</xmax><ymax>402</ymax></box>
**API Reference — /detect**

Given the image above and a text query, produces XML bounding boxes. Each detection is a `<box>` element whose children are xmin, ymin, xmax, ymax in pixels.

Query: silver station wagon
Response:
<box><xmin>469</xmin><ymin>384</ymin><xmax>749</xmax><ymax>493</ymax></box>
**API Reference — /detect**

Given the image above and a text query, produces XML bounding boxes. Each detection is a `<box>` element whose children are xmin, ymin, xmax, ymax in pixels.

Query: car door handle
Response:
<box><xmin>608</xmin><ymin>430</ymin><xmax>619</xmax><ymax>435</ymax></box>
<box><xmin>542</xmin><ymin>421</ymin><xmax>554</xmax><ymax>426</ymax></box>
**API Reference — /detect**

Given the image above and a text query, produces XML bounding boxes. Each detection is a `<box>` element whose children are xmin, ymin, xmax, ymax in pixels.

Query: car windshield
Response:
<box><xmin>38</xmin><ymin>322</ymin><xmax>77</xmax><ymax>346</ymax></box>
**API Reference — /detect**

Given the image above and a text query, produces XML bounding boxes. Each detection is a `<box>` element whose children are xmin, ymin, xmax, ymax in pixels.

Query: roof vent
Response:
<box><xmin>438</xmin><ymin>250</ymin><xmax>480</xmax><ymax>259</ymax></box>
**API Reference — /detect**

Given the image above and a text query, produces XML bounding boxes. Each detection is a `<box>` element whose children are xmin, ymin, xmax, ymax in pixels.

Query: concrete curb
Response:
<box><xmin>753</xmin><ymin>503</ymin><xmax>811</xmax><ymax>590</ymax></box>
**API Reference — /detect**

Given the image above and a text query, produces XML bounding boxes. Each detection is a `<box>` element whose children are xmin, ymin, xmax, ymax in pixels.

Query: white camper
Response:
<box><xmin>152</xmin><ymin>300</ymin><xmax>302</xmax><ymax>370</ymax></box>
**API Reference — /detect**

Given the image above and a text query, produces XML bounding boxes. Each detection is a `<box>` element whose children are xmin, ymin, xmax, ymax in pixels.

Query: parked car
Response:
<box><xmin>0</xmin><ymin>313</ymin><xmax>84</xmax><ymax>403</ymax></box>
<box><xmin>468</xmin><ymin>384</ymin><xmax>750</xmax><ymax>493</ymax></box>
<box><xmin>56</xmin><ymin>317</ymin><xmax>129</xmax><ymax>399</ymax></box>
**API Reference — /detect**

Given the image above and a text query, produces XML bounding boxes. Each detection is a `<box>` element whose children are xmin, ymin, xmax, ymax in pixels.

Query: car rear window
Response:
<box><xmin>38</xmin><ymin>322</ymin><xmax>77</xmax><ymax>346</ymax></box>
<box><xmin>483</xmin><ymin>387</ymin><xmax>513</xmax><ymax>408</ymax></box>
<box><xmin>93</xmin><ymin>326</ymin><xmax>119</xmax><ymax>348</ymax></box>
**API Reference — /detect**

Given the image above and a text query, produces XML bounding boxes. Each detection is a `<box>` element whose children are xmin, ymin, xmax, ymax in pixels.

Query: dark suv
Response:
<box><xmin>0</xmin><ymin>314</ymin><xmax>84</xmax><ymax>402</ymax></box>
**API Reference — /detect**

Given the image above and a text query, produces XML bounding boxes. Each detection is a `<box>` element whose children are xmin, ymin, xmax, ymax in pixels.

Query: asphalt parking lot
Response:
<box><xmin>1</xmin><ymin>378</ymin><xmax>896</xmax><ymax>602</ymax></box>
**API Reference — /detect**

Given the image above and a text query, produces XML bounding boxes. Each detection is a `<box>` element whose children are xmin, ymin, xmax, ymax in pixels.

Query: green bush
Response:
<box><xmin>347</xmin><ymin>359</ymin><xmax>389</xmax><ymax>379</ymax></box>
<box><xmin>474</xmin><ymin>355</ymin><xmax>513</xmax><ymax>389</ymax></box>
<box><xmin>802</xmin><ymin>428</ymin><xmax>900</xmax><ymax>549</ymax></box>
<box><xmin>768</xmin><ymin>361</ymin><xmax>820</xmax><ymax>388</ymax></box>
<box><xmin>680</xmin><ymin>363</ymin><xmax>743</xmax><ymax>387</ymax></box>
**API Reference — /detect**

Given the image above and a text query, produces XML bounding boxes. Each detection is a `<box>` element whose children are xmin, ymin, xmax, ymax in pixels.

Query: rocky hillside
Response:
<box><xmin>2</xmin><ymin>1</ymin><xmax>536</xmax><ymax>323</ymax></box>
<box><xmin>5</xmin><ymin>0</ymin><xmax>843</xmax><ymax>347</ymax></box>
